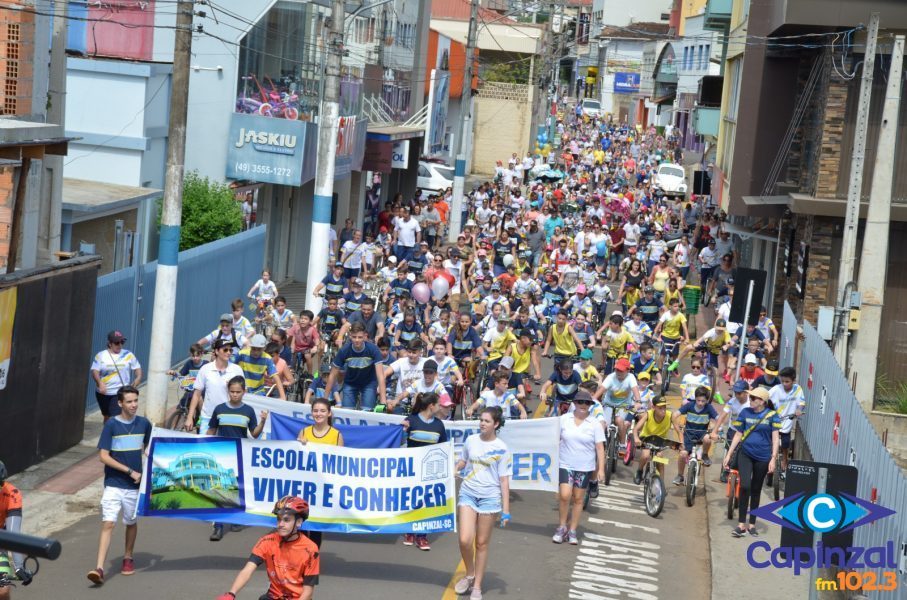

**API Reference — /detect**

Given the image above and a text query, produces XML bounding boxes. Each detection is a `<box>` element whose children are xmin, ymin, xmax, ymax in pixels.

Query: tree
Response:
<box><xmin>163</xmin><ymin>171</ymin><xmax>244</xmax><ymax>251</ymax></box>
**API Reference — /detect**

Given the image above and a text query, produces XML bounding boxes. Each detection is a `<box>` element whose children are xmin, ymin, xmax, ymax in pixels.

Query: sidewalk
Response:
<box><xmin>686</xmin><ymin>305</ymin><xmax>809</xmax><ymax>599</ymax></box>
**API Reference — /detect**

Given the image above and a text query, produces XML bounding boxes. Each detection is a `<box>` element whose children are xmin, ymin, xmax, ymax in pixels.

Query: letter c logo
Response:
<box><xmin>805</xmin><ymin>494</ymin><xmax>841</xmax><ymax>532</ymax></box>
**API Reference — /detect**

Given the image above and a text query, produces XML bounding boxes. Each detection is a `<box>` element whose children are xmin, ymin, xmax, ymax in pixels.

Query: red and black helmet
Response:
<box><xmin>272</xmin><ymin>496</ymin><xmax>309</xmax><ymax>519</ymax></box>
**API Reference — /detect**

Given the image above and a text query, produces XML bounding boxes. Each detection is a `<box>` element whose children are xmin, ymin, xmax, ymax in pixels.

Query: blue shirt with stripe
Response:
<box><xmin>332</xmin><ymin>341</ymin><xmax>384</xmax><ymax>388</ymax></box>
<box><xmin>98</xmin><ymin>415</ymin><xmax>152</xmax><ymax>489</ymax></box>
<box><xmin>209</xmin><ymin>402</ymin><xmax>258</xmax><ymax>438</ymax></box>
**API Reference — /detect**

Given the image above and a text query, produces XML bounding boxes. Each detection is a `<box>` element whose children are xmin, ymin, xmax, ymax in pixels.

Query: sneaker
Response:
<box><xmin>86</xmin><ymin>568</ymin><xmax>105</xmax><ymax>585</ymax></box>
<box><xmin>121</xmin><ymin>557</ymin><xmax>135</xmax><ymax>576</ymax></box>
<box><xmin>723</xmin><ymin>371</ymin><xmax>731</xmax><ymax>383</ymax></box>
<box><xmin>748</xmin><ymin>527</ymin><xmax>759</xmax><ymax>537</ymax></box>
<box><xmin>470</xmin><ymin>588</ymin><xmax>483</xmax><ymax>600</ymax></box>
<box><xmin>567</xmin><ymin>530</ymin><xmax>579</xmax><ymax>545</ymax></box>
<box><xmin>552</xmin><ymin>526</ymin><xmax>567</xmax><ymax>544</ymax></box>
<box><xmin>731</xmin><ymin>527</ymin><xmax>748</xmax><ymax>538</ymax></box>
<box><xmin>230</xmin><ymin>524</ymin><xmax>244</xmax><ymax>532</ymax></box>
<box><xmin>703</xmin><ymin>457</ymin><xmax>712</xmax><ymax>467</ymax></box>
<box><xmin>454</xmin><ymin>576</ymin><xmax>475</xmax><ymax>595</ymax></box>
<box><xmin>415</xmin><ymin>536</ymin><xmax>431</xmax><ymax>551</ymax></box>
<box><xmin>713</xmin><ymin>392</ymin><xmax>724</xmax><ymax>404</ymax></box>
<box><xmin>779</xmin><ymin>471</ymin><xmax>786</xmax><ymax>481</ymax></box>
<box><xmin>618</xmin><ymin>442</ymin><xmax>627</xmax><ymax>453</ymax></box>
<box><xmin>402</xmin><ymin>533</ymin><xmax>415</xmax><ymax>546</ymax></box>
<box><xmin>667</xmin><ymin>360</ymin><xmax>679</xmax><ymax>372</ymax></box>
<box><xmin>719</xmin><ymin>469</ymin><xmax>728</xmax><ymax>483</ymax></box>
<box><xmin>210</xmin><ymin>525</ymin><xmax>224</xmax><ymax>542</ymax></box>
<box><xmin>634</xmin><ymin>470</ymin><xmax>643</xmax><ymax>485</ymax></box>
<box><xmin>672</xmin><ymin>475</ymin><xmax>684</xmax><ymax>486</ymax></box>
<box><xmin>589</xmin><ymin>480</ymin><xmax>599</xmax><ymax>498</ymax></box>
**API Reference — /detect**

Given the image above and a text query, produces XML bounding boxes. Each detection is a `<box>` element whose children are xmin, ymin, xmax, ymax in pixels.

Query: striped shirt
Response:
<box><xmin>91</xmin><ymin>349</ymin><xmax>140</xmax><ymax>395</ymax></box>
<box><xmin>98</xmin><ymin>415</ymin><xmax>152</xmax><ymax>489</ymax></box>
<box><xmin>234</xmin><ymin>348</ymin><xmax>277</xmax><ymax>394</ymax></box>
<box><xmin>208</xmin><ymin>402</ymin><xmax>258</xmax><ymax>438</ymax></box>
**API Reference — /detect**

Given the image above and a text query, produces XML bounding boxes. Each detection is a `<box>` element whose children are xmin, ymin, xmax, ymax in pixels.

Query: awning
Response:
<box><xmin>0</xmin><ymin>118</ymin><xmax>71</xmax><ymax>158</ymax></box>
<box><xmin>652</xmin><ymin>93</ymin><xmax>676</xmax><ymax>104</ymax></box>
<box><xmin>742</xmin><ymin>195</ymin><xmax>791</xmax><ymax>206</ymax></box>
<box><xmin>366</xmin><ymin>125</ymin><xmax>425</xmax><ymax>142</ymax></box>
<box><xmin>722</xmin><ymin>221</ymin><xmax>780</xmax><ymax>243</ymax></box>
<box><xmin>62</xmin><ymin>178</ymin><xmax>162</xmax><ymax>224</ymax></box>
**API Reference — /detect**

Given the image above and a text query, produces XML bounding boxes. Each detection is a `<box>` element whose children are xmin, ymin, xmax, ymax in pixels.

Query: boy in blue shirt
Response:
<box><xmin>87</xmin><ymin>386</ymin><xmax>152</xmax><ymax>586</ymax></box>
<box><xmin>672</xmin><ymin>386</ymin><xmax>718</xmax><ymax>485</ymax></box>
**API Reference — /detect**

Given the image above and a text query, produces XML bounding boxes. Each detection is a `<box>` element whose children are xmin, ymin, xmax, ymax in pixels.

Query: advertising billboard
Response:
<box><xmin>614</xmin><ymin>72</ymin><xmax>641</xmax><ymax>94</ymax></box>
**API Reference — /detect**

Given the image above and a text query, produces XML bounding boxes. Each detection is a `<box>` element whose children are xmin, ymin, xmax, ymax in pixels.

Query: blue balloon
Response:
<box><xmin>596</xmin><ymin>240</ymin><xmax>608</xmax><ymax>256</ymax></box>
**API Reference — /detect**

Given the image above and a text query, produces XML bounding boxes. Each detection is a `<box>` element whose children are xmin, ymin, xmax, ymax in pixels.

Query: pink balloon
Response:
<box><xmin>412</xmin><ymin>282</ymin><xmax>431</xmax><ymax>304</ymax></box>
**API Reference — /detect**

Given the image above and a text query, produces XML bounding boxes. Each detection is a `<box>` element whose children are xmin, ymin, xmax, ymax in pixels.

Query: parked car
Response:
<box><xmin>581</xmin><ymin>98</ymin><xmax>602</xmax><ymax>118</ymax></box>
<box><xmin>417</xmin><ymin>161</ymin><xmax>454</xmax><ymax>193</ymax></box>
<box><xmin>654</xmin><ymin>163</ymin><xmax>687</xmax><ymax>198</ymax></box>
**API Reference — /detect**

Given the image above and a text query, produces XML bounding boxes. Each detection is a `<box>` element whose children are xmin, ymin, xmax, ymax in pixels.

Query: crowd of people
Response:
<box><xmin>0</xmin><ymin>99</ymin><xmax>807</xmax><ymax>600</ymax></box>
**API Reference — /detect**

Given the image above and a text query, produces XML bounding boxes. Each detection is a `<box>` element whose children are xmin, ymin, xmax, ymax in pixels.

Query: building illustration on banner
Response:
<box><xmin>148</xmin><ymin>440</ymin><xmax>242</xmax><ymax>512</ymax></box>
<box><xmin>422</xmin><ymin>448</ymin><xmax>450</xmax><ymax>482</ymax></box>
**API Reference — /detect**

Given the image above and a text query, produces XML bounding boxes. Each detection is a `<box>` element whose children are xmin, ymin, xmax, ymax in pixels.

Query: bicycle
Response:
<box><xmin>659</xmin><ymin>338</ymin><xmax>682</xmax><ymax>395</ymax></box>
<box><xmin>603</xmin><ymin>405</ymin><xmax>636</xmax><ymax>485</ymax></box>
<box><xmin>452</xmin><ymin>382</ymin><xmax>473</xmax><ymax>421</ymax></box>
<box><xmin>684</xmin><ymin>438</ymin><xmax>707</xmax><ymax>507</ymax></box>
<box><xmin>726</xmin><ymin>465</ymin><xmax>740</xmax><ymax>519</ymax></box>
<box><xmin>544</xmin><ymin>393</ymin><xmax>573</xmax><ymax>417</ymax></box>
<box><xmin>164</xmin><ymin>373</ymin><xmax>197</xmax><ymax>431</ymax></box>
<box><xmin>766</xmin><ymin>414</ymin><xmax>797</xmax><ymax>500</ymax></box>
<box><xmin>640</xmin><ymin>440</ymin><xmax>676</xmax><ymax>518</ymax></box>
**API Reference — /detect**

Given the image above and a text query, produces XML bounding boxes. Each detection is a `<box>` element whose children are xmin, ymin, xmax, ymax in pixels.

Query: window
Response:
<box><xmin>704</xmin><ymin>44</ymin><xmax>710</xmax><ymax>68</ymax></box>
<box><xmin>697</xmin><ymin>46</ymin><xmax>704</xmax><ymax>70</ymax></box>
<box><xmin>683</xmin><ymin>47</ymin><xmax>689</xmax><ymax>70</ymax></box>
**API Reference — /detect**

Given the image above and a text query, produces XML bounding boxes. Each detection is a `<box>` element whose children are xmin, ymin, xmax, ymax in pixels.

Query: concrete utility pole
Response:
<box><xmin>144</xmin><ymin>0</ymin><xmax>194</xmax><ymax>424</ymax></box>
<box><xmin>305</xmin><ymin>0</ymin><xmax>345</xmax><ymax>312</ymax></box>
<box><xmin>833</xmin><ymin>12</ymin><xmax>878</xmax><ymax>369</ymax></box>
<box><xmin>447</xmin><ymin>0</ymin><xmax>479</xmax><ymax>243</ymax></box>
<box><xmin>850</xmin><ymin>35</ymin><xmax>904</xmax><ymax>410</ymax></box>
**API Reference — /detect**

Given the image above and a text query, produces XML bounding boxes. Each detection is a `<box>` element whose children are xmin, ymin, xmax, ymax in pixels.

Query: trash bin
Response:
<box><xmin>682</xmin><ymin>285</ymin><xmax>702</xmax><ymax>338</ymax></box>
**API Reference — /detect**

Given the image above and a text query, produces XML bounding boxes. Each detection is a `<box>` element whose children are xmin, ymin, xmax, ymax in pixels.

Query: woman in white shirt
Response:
<box><xmin>552</xmin><ymin>390</ymin><xmax>605</xmax><ymax>545</ymax></box>
<box><xmin>454</xmin><ymin>407</ymin><xmax>512</xmax><ymax>600</ymax></box>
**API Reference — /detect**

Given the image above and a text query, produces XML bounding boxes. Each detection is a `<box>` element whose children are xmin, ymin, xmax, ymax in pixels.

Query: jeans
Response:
<box><xmin>396</xmin><ymin>245</ymin><xmax>414</xmax><ymax>262</ymax></box>
<box><xmin>342</xmin><ymin>383</ymin><xmax>378</xmax><ymax>410</ymax></box>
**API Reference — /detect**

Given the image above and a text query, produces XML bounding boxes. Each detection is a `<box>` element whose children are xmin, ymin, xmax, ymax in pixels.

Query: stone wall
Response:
<box><xmin>774</xmin><ymin>213</ymin><xmax>835</xmax><ymax>323</ymax></box>
<box><xmin>471</xmin><ymin>83</ymin><xmax>533</xmax><ymax>175</ymax></box>
<box><xmin>814</xmin><ymin>67</ymin><xmax>851</xmax><ymax>198</ymax></box>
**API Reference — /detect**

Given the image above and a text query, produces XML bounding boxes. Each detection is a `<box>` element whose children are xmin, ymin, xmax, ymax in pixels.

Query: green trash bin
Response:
<box><xmin>682</xmin><ymin>285</ymin><xmax>702</xmax><ymax>315</ymax></box>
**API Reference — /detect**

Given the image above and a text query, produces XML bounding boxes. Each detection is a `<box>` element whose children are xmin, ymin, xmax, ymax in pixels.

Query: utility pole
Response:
<box><xmin>305</xmin><ymin>0</ymin><xmax>345</xmax><ymax>310</ymax></box>
<box><xmin>447</xmin><ymin>0</ymin><xmax>479</xmax><ymax>243</ymax></box>
<box><xmin>833</xmin><ymin>12</ymin><xmax>878</xmax><ymax>369</ymax></box>
<box><xmin>144</xmin><ymin>0</ymin><xmax>194</xmax><ymax>424</ymax></box>
<box><xmin>850</xmin><ymin>34</ymin><xmax>904</xmax><ymax>409</ymax></box>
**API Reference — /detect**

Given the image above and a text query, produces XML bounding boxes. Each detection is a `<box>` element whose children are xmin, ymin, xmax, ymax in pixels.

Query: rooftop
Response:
<box><xmin>598</xmin><ymin>22</ymin><xmax>671</xmax><ymax>40</ymax></box>
<box><xmin>431</xmin><ymin>0</ymin><xmax>517</xmax><ymax>24</ymax></box>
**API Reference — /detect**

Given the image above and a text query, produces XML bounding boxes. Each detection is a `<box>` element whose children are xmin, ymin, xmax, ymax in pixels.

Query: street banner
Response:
<box><xmin>269</xmin><ymin>412</ymin><xmax>404</xmax><ymax>449</ymax></box>
<box><xmin>139</xmin><ymin>430</ymin><xmax>457</xmax><ymax>534</ymax></box>
<box><xmin>0</xmin><ymin>287</ymin><xmax>16</xmax><ymax>390</ymax></box>
<box><xmin>241</xmin><ymin>395</ymin><xmax>558</xmax><ymax>492</ymax></box>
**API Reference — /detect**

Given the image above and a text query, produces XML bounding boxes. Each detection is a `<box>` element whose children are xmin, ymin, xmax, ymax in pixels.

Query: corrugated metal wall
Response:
<box><xmin>784</xmin><ymin>302</ymin><xmax>907</xmax><ymax>598</ymax></box>
<box><xmin>87</xmin><ymin>227</ymin><xmax>266</xmax><ymax>410</ymax></box>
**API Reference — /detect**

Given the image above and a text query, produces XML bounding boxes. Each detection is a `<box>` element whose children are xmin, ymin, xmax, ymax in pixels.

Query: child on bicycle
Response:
<box><xmin>231</xmin><ymin>298</ymin><xmax>255</xmax><ymax>338</ymax></box>
<box><xmin>632</xmin><ymin>397</ymin><xmax>682</xmax><ymax>484</ymax></box>
<box><xmin>630</xmin><ymin>341</ymin><xmax>661</xmax><ymax>388</ymax></box>
<box><xmin>167</xmin><ymin>343</ymin><xmax>208</xmax><ymax>409</ymax></box>
<box><xmin>468</xmin><ymin>372</ymin><xmax>527</xmax><ymax>420</ymax></box>
<box><xmin>269</xmin><ymin>296</ymin><xmax>294</xmax><ymax>331</ymax></box>
<box><xmin>672</xmin><ymin>386</ymin><xmax>719</xmax><ymax>485</ymax></box>
<box><xmin>573</xmin><ymin>348</ymin><xmax>600</xmax><ymax>383</ymax></box>
<box><xmin>653</xmin><ymin>297</ymin><xmax>688</xmax><ymax>370</ymax></box>
<box><xmin>680</xmin><ymin>359</ymin><xmax>711</xmax><ymax>404</ymax></box>
<box><xmin>636</xmin><ymin>371</ymin><xmax>655</xmax><ymax>408</ymax></box>
<box><xmin>287</xmin><ymin>310</ymin><xmax>320</xmax><ymax>377</ymax></box>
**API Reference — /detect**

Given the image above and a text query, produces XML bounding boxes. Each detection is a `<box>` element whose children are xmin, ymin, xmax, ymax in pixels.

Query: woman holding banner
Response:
<box><xmin>454</xmin><ymin>407</ymin><xmax>512</xmax><ymax>600</ymax></box>
<box><xmin>296</xmin><ymin>398</ymin><xmax>343</xmax><ymax>549</ymax></box>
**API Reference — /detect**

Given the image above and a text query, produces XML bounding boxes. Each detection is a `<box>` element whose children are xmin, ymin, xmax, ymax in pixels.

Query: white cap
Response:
<box><xmin>744</xmin><ymin>353</ymin><xmax>758</xmax><ymax>365</ymax></box>
<box><xmin>465</xmin><ymin>219</ymin><xmax>476</xmax><ymax>227</ymax></box>
<box><xmin>250</xmin><ymin>334</ymin><xmax>268</xmax><ymax>348</ymax></box>
<box><xmin>388</xmin><ymin>256</ymin><xmax>398</xmax><ymax>263</ymax></box>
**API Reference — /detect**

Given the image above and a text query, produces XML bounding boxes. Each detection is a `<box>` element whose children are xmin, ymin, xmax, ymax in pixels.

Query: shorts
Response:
<box><xmin>95</xmin><ymin>392</ymin><xmax>118</xmax><ymax>417</ymax></box>
<box><xmin>458</xmin><ymin>491</ymin><xmax>502</xmax><ymax>515</ymax></box>
<box><xmin>559</xmin><ymin>468</ymin><xmax>593</xmax><ymax>489</ymax></box>
<box><xmin>602</xmin><ymin>405</ymin><xmax>634</xmax><ymax>426</ymax></box>
<box><xmin>101</xmin><ymin>486</ymin><xmax>139</xmax><ymax>525</ymax></box>
<box><xmin>608</xmin><ymin>252</ymin><xmax>621</xmax><ymax>267</ymax></box>
<box><xmin>660</xmin><ymin>336</ymin><xmax>682</xmax><ymax>356</ymax></box>
<box><xmin>694</xmin><ymin>346</ymin><xmax>720</xmax><ymax>369</ymax></box>
<box><xmin>683</xmin><ymin>429</ymin><xmax>708</xmax><ymax>453</ymax></box>
<box><xmin>780</xmin><ymin>431</ymin><xmax>792</xmax><ymax>449</ymax></box>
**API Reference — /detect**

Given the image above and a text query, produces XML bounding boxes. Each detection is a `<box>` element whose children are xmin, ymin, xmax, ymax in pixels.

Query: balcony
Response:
<box><xmin>694</xmin><ymin>106</ymin><xmax>720</xmax><ymax>137</ymax></box>
<box><xmin>704</xmin><ymin>0</ymin><xmax>732</xmax><ymax>31</ymax></box>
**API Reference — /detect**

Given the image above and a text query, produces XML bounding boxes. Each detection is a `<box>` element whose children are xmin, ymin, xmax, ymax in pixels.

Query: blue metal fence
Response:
<box><xmin>87</xmin><ymin>227</ymin><xmax>266</xmax><ymax>410</ymax></box>
<box><xmin>781</xmin><ymin>301</ymin><xmax>907</xmax><ymax>598</ymax></box>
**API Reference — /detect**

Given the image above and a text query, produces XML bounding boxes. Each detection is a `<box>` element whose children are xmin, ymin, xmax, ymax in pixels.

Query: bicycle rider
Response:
<box><xmin>539</xmin><ymin>358</ymin><xmax>583</xmax><ymax>413</ymax></box>
<box><xmin>0</xmin><ymin>461</ymin><xmax>33</xmax><ymax>595</ymax></box>
<box><xmin>632</xmin><ymin>398</ymin><xmax>682</xmax><ymax>484</ymax></box>
<box><xmin>324</xmin><ymin>322</ymin><xmax>387</xmax><ymax>411</ymax></box>
<box><xmin>218</xmin><ymin>496</ymin><xmax>319</xmax><ymax>600</ymax></box>
<box><xmin>599</xmin><ymin>358</ymin><xmax>642</xmax><ymax>452</ymax></box>
<box><xmin>672</xmin><ymin>386</ymin><xmax>719</xmax><ymax>486</ymax></box>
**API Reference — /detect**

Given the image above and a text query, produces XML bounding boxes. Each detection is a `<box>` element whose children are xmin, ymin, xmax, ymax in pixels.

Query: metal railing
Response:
<box><xmin>781</xmin><ymin>301</ymin><xmax>907</xmax><ymax>598</ymax></box>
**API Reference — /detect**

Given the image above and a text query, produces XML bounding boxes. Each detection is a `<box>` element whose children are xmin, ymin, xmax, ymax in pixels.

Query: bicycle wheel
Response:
<box><xmin>645</xmin><ymin>474</ymin><xmax>666</xmax><ymax>518</ymax></box>
<box><xmin>582</xmin><ymin>485</ymin><xmax>592</xmax><ymax>511</ymax></box>
<box><xmin>622</xmin><ymin>434</ymin><xmax>635</xmax><ymax>466</ymax></box>
<box><xmin>685</xmin><ymin>461</ymin><xmax>697</xmax><ymax>507</ymax></box>
<box><xmin>661</xmin><ymin>366</ymin><xmax>672</xmax><ymax>396</ymax></box>
<box><xmin>164</xmin><ymin>408</ymin><xmax>186</xmax><ymax>431</ymax></box>
<box><xmin>604</xmin><ymin>437</ymin><xmax>617</xmax><ymax>485</ymax></box>
<box><xmin>726</xmin><ymin>471</ymin><xmax>738</xmax><ymax>520</ymax></box>
<box><xmin>460</xmin><ymin>386</ymin><xmax>473</xmax><ymax>420</ymax></box>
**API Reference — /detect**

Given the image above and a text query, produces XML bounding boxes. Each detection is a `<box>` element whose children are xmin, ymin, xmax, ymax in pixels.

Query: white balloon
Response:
<box><xmin>503</xmin><ymin>254</ymin><xmax>514</xmax><ymax>267</ymax></box>
<box><xmin>431</xmin><ymin>276</ymin><xmax>450</xmax><ymax>299</ymax></box>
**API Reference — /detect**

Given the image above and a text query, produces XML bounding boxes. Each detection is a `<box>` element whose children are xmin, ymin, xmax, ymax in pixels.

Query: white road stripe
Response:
<box><xmin>588</xmin><ymin>518</ymin><xmax>660</xmax><ymax>534</ymax></box>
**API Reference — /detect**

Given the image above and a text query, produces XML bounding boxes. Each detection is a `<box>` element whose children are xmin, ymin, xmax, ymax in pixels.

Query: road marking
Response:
<box><xmin>588</xmin><ymin>517</ymin><xmax>659</xmax><ymax>534</ymax></box>
<box><xmin>569</xmin><ymin>533</ymin><xmax>663</xmax><ymax>599</ymax></box>
<box><xmin>441</xmin><ymin>559</ymin><xmax>468</xmax><ymax>600</ymax></box>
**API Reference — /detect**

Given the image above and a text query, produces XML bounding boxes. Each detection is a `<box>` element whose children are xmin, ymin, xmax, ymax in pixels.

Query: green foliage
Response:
<box><xmin>482</xmin><ymin>59</ymin><xmax>531</xmax><ymax>85</ymax></box>
<box><xmin>160</xmin><ymin>171</ymin><xmax>243</xmax><ymax>251</ymax></box>
<box><xmin>875</xmin><ymin>372</ymin><xmax>907</xmax><ymax>414</ymax></box>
